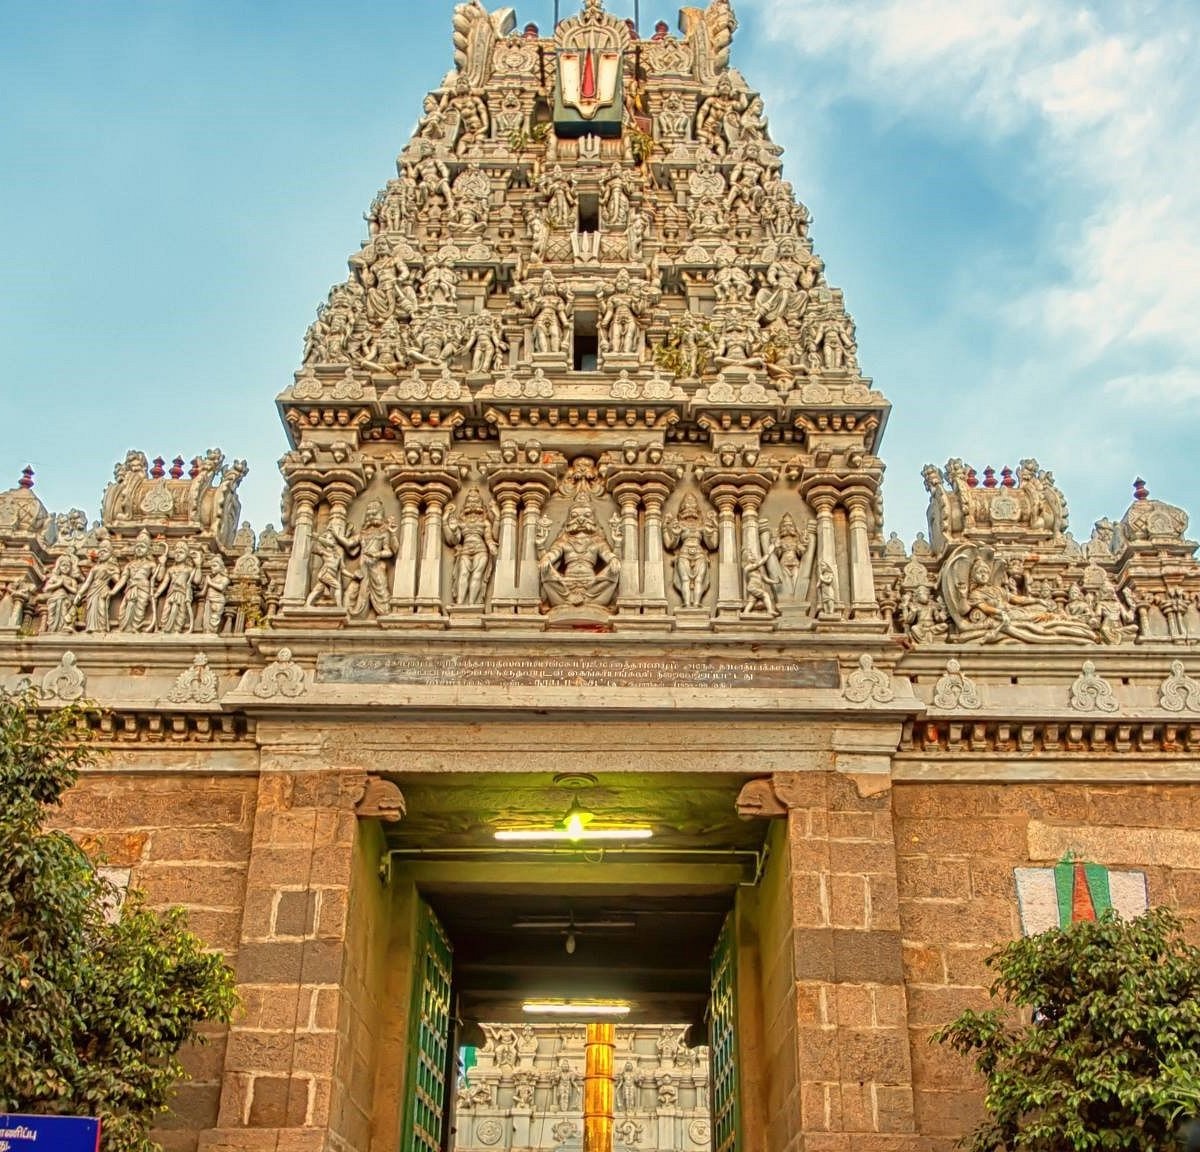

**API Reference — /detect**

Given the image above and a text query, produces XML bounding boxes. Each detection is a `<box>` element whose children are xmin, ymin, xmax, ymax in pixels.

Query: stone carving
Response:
<box><xmin>354</xmin><ymin>776</ymin><xmax>406</xmax><ymax>822</ymax></box>
<box><xmin>842</xmin><ymin>654</ymin><xmax>894</xmax><ymax>705</ymax></box>
<box><xmin>168</xmin><ymin>653</ymin><xmax>219</xmax><ymax>704</ymax></box>
<box><xmin>687</xmin><ymin>159</ymin><xmax>728</xmax><ymax>236</ymax></box>
<box><xmin>255</xmin><ymin>649</ymin><xmax>308</xmax><ymax>699</ymax></box>
<box><xmin>1159</xmin><ymin>661</ymin><xmax>1200</xmax><ymax>712</ymax></box>
<box><xmin>816</xmin><ymin>560</ymin><xmax>842</xmax><ymax>621</ymax></box>
<box><xmin>931</xmin><ymin>658</ymin><xmax>981</xmax><ymax>710</ymax></box>
<box><xmin>681</xmin><ymin>0</ymin><xmax>738</xmax><ymax>85</ymax></box>
<box><xmin>100</xmin><ymin>449</ymin><xmax>246</xmax><ymax>546</ymax></box>
<box><xmin>551</xmin><ymin>1058</ymin><xmax>581</xmax><ymax>1111</ymax></box>
<box><xmin>512</xmin><ymin>271</ymin><xmax>575</xmax><ymax>356</ymax></box>
<box><xmin>655</xmin><ymin>1073</ymin><xmax>678</xmax><ymax>1108</ymax></box>
<box><xmin>597</xmin><ymin>269</ymin><xmax>660</xmax><ymax>360</ymax></box>
<box><xmin>655</xmin><ymin>91</ymin><xmax>693</xmax><ymax>141</ymax></box>
<box><xmin>551</xmin><ymin>1121</ymin><xmax>579</xmax><ymax>1146</ymax></box>
<box><xmin>487</xmin><ymin>1024</ymin><xmax>521</xmax><ymax>1069</ymax></box>
<box><xmin>444</xmin><ymin>489</ymin><xmax>498</xmax><ymax>606</ymax></box>
<box><xmin>939</xmin><ymin>544</ymin><xmax>1096</xmax><ymax>645</ymax></box>
<box><xmin>453</xmin><ymin>1</ymin><xmax>517</xmax><ymax>89</ymax></box>
<box><xmin>307</xmin><ymin>528</ymin><xmax>353</xmax><ymax>609</ymax></box>
<box><xmin>663</xmin><ymin>494</ymin><xmax>717</xmax><ymax>609</ymax></box>
<box><xmin>42</xmin><ymin>651</ymin><xmax>86</xmax><ymax>702</ymax></box>
<box><xmin>741</xmin><ymin>541</ymin><xmax>781</xmax><ymax>616</ymax></box>
<box><xmin>694</xmin><ymin>75</ymin><xmax>744</xmax><ymax>155</ymax></box>
<box><xmin>617</xmin><ymin>1061</ymin><xmax>639</xmax><ymax>1112</ymax></box>
<box><xmin>512</xmin><ymin>1070</ymin><xmax>537</xmax><ymax>1108</ymax></box>
<box><xmin>199</xmin><ymin>556</ymin><xmax>231</xmax><ymax>634</ymax></box>
<box><xmin>897</xmin><ymin>584</ymin><xmax>948</xmax><ymax>644</ymax></box>
<box><xmin>42</xmin><ymin>554</ymin><xmax>81</xmax><ymax>633</ymax></box>
<box><xmin>463</xmin><ymin>311</ymin><xmax>509</xmax><ymax>374</ymax></box>
<box><xmin>156</xmin><ymin>542</ymin><xmax>203</xmax><ymax>634</ymax></box>
<box><xmin>476</xmin><ymin>1118</ymin><xmax>504</xmax><ymax>1146</ymax></box>
<box><xmin>348</xmin><ymin>500</ymin><xmax>399</xmax><ymax>620</ymax></box>
<box><xmin>1068</xmin><ymin>661</ymin><xmax>1119</xmax><ymax>713</ymax></box>
<box><xmin>615</xmin><ymin>1119</ymin><xmax>645</xmax><ymax>1147</ymax></box>
<box><xmin>923</xmin><ymin>458</ymin><xmax>1068</xmax><ymax>551</ymax></box>
<box><xmin>76</xmin><ymin>541</ymin><xmax>122</xmax><ymax>634</ymax></box>
<box><xmin>601</xmin><ymin>162</ymin><xmax>640</xmax><ymax>229</ymax></box>
<box><xmin>536</xmin><ymin>164</ymin><xmax>579</xmax><ymax>230</ymax></box>
<box><xmin>539</xmin><ymin>497</ymin><xmax>621</xmax><ymax>610</ymax></box>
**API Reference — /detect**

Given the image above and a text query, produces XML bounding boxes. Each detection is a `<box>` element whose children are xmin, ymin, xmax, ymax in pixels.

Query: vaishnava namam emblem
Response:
<box><xmin>554</xmin><ymin>0</ymin><xmax>625</xmax><ymax>137</ymax></box>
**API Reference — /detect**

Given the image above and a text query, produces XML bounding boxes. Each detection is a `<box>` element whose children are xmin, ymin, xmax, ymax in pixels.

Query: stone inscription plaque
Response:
<box><xmin>316</xmin><ymin>653</ymin><xmax>840</xmax><ymax>691</ymax></box>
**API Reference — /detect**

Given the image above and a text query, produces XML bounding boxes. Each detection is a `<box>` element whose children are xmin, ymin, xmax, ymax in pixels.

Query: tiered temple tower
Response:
<box><xmin>2</xmin><ymin>4</ymin><xmax>1200</xmax><ymax>1152</ymax></box>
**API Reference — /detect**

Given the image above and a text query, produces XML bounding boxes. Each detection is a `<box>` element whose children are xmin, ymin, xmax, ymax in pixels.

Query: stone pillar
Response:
<box><xmin>390</xmin><ymin>483</ymin><xmax>423</xmax><ymax>611</ymax></box>
<box><xmin>324</xmin><ymin>482</ymin><xmax>357</xmax><ymax>539</ymax></box>
<box><xmin>281</xmin><ymin>484</ymin><xmax>321</xmax><ymax>607</ymax></box>
<box><xmin>845</xmin><ymin>492</ymin><xmax>879</xmax><ymax>618</ymax></box>
<box><xmin>516</xmin><ymin>485</ymin><xmax>550</xmax><ymax>609</ymax></box>
<box><xmin>415</xmin><ymin>489</ymin><xmax>451</xmax><ymax>614</ymax></box>
<box><xmin>612</xmin><ymin>485</ymin><xmax>643</xmax><ymax>605</ymax></box>
<box><xmin>640</xmin><ymin>484</ymin><xmax>670</xmax><ymax>610</ymax></box>
<box><xmin>490</xmin><ymin>484</ymin><xmax>522</xmax><ymax>608</ymax></box>
<box><xmin>754</xmin><ymin>769</ymin><xmax>917</xmax><ymax>1151</ymax></box>
<box><xmin>712</xmin><ymin>489</ymin><xmax>742</xmax><ymax>618</ymax></box>
<box><xmin>811</xmin><ymin>493</ymin><xmax>842</xmax><ymax>612</ymax></box>
<box><xmin>200</xmin><ymin>752</ymin><xmax>366</xmax><ymax>1152</ymax></box>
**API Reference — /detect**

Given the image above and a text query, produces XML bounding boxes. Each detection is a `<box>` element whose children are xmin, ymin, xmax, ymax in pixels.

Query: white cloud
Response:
<box><xmin>747</xmin><ymin>0</ymin><xmax>1200</xmax><ymax>379</ymax></box>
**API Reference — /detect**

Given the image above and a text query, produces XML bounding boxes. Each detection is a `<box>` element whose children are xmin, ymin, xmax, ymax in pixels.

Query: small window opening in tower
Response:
<box><xmin>578</xmin><ymin>192</ymin><xmax>600</xmax><ymax>235</ymax></box>
<box><xmin>574</xmin><ymin>311</ymin><xmax>599</xmax><ymax>372</ymax></box>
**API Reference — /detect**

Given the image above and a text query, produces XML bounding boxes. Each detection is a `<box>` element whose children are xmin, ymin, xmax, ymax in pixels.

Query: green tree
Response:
<box><xmin>936</xmin><ymin>908</ymin><xmax>1200</xmax><ymax>1151</ymax></box>
<box><xmin>0</xmin><ymin>689</ymin><xmax>237</xmax><ymax>1151</ymax></box>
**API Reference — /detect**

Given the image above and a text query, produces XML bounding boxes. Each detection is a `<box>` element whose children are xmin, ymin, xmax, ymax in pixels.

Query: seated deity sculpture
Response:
<box><xmin>538</xmin><ymin>499</ymin><xmax>620</xmax><ymax>610</ymax></box>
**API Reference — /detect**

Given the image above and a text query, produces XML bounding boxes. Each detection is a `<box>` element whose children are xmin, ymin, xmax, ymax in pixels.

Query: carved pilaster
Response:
<box><xmin>280</xmin><ymin>480</ymin><xmax>322</xmax><ymax>608</ymax></box>
<box><xmin>844</xmin><ymin>489</ymin><xmax>880</xmax><ymax>619</ymax></box>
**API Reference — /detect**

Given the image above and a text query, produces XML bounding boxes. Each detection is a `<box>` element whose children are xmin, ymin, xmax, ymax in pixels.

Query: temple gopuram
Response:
<box><xmin>2</xmin><ymin>3</ymin><xmax>1199</xmax><ymax>1151</ymax></box>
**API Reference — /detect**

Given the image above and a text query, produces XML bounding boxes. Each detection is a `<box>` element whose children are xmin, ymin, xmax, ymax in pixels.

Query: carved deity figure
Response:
<box><xmin>444</xmin><ymin>489</ymin><xmax>498</xmax><ymax>606</ymax></box>
<box><xmin>741</xmin><ymin>544</ymin><xmax>781</xmax><ymax>615</ymax></box>
<box><xmin>155</xmin><ymin>541</ymin><xmax>202</xmax><ymax>634</ymax></box>
<box><xmin>726</xmin><ymin>146</ymin><xmax>769</xmax><ymax>215</ymax></box>
<box><xmin>762</xmin><ymin>179</ymin><xmax>809</xmax><ymax>239</ymax></box>
<box><xmin>617</xmin><ymin>1062</ymin><xmax>639</xmax><ymax>1113</ymax></box>
<box><xmin>537</xmin><ymin>164</ymin><xmax>579</xmax><ymax>230</ymax></box>
<box><xmin>816</xmin><ymin>560</ymin><xmax>841</xmax><ymax>619</ymax></box>
<box><xmin>199</xmin><ymin>555</ymin><xmax>231</xmax><ymax>634</ymax></box>
<box><xmin>524</xmin><ymin>202</ymin><xmax>552</xmax><ymax>263</ymax></box>
<box><xmin>656</xmin><ymin>91</ymin><xmax>693</xmax><ymax>141</ymax></box>
<box><xmin>687</xmin><ymin>159</ymin><xmax>727</xmax><ymax>234</ymax></box>
<box><xmin>443</xmin><ymin>75</ymin><xmax>490</xmax><ymax>154</ymax></box>
<box><xmin>713</xmin><ymin>248</ymin><xmax>753</xmax><ymax>308</ymax></box>
<box><xmin>451</xmin><ymin>164</ymin><xmax>492</xmax><ymax>233</ymax></box>
<box><xmin>491</xmin><ymin>1025</ymin><xmax>520</xmax><ymax>1069</ymax></box>
<box><xmin>117</xmin><ymin>532</ymin><xmax>163</xmax><ymax>632</ymax></box>
<box><xmin>42</xmin><ymin>554</ymin><xmax>80</xmax><ymax>633</ymax></box>
<box><xmin>552</xmin><ymin>1059</ymin><xmax>581</xmax><ymax>1112</ymax></box>
<box><xmin>941</xmin><ymin>545</ymin><xmax>1097</xmax><ymax>644</ymax></box>
<box><xmin>416</xmin><ymin>92</ymin><xmax>457</xmax><ymax>151</ymax></box>
<box><xmin>663</xmin><ymin>494</ymin><xmax>717</xmax><ymax>608</ymax></box>
<box><xmin>349</xmin><ymin>501</ymin><xmax>398</xmax><ymax>619</ymax></box>
<box><xmin>695</xmin><ymin>75</ymin><xmax>746</xmax><ymax>156</ymax></box>
<box><xmin>771</xmin><ymin>512</ymin><xmax>813</xmax><ymax>600</ymax></box>
<box><xmin>755</xmin><ymin>238</ymin><xmax>812</xmax><ymax>328</ymax></box>
<box><xmin>463</xmin><ymin>311</ymin><xmax>509</xmax><ymax>374</ymax></box>
<box><xmin>75</xmin><ymin>541</ymin><xmax>121</xmax><ymax>634</ymax></box>
<box><xmin>513</xmin><ymin>271</ymin><xmax>575</xmax><ymax>355</ymax></box>
<box><xmin>600</xmin><ymin>162</ymin><xmax>639</xmax><ymax>229</ymax></box>
<box><xmin>539</xmin><ymin>499</ymin><xmax>621</xmax><ymax>609</ymax></box>
<box><xmin>405</xmin><ymin>143</ymin><xmax>455</xmax><ymax>215</ymax></box>
<box><xmin>421</xmin><ymin>258</ymin><xmax>460</xmax><ymax>311</ymax></box>
<box><xmin>713</xmin><ymin>309</ymin><xmax>767</xmax><ymax>373</ymax></box>
<box><xmin>597</xmin><ymin>269</ymin><xmax>660</xmax><ymax>358</ymax></box>
<box><xmin>898</xmin><ymin>584</ymin><xmax>948</xmax><ymax>644</ymax></box>
<box><xmin>807</xmin><ymin>304</ymin><xmax>857</xmax><ymax>372</ymax></box>
<box><xmin>307</xmin><ymin>529</ymin><xmax>351</xmax><ymax>608</ymax></box>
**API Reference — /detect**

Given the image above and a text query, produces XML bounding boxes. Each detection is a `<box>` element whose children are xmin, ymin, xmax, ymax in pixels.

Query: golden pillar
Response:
<box><xmin>583</xmin><ymin>1022</ymin><xmax>615</xmax><ymax>1152</ymax></box>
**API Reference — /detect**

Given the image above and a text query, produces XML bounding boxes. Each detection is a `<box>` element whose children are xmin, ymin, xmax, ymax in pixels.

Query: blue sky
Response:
<box><xmin>1</xmin><ymin>0</ymin><xmax>1196</xmax><ymax>547</ymax></box>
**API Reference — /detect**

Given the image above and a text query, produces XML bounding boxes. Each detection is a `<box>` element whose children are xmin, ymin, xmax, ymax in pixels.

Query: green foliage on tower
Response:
<box><xmin>936</xmin><ymin>908</ymin><xmax>1200</xmax><ymax>1151</ymax></box>
<box><xmin>0</xmin><ymin>689</ymin><xmax>237</xmax><ymax>1152</ymax></box>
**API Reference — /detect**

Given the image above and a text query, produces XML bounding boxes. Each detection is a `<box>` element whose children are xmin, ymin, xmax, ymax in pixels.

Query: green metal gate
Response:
<box><xmin>401</xmin><ymin>899</ymin><xmax>454</xmax><ymax>1152</ymax></box>
<box><xmin>709</xmin><ymin>910</ymin><xmax>741</xmax><ymax>1152</ymax></box>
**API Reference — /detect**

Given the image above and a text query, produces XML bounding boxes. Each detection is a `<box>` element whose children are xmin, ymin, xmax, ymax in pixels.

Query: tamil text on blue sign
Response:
<box><xmin>0</xmin><ymin>1114</ymin><xmax>101</xmax><ymax>1152</ymax></box>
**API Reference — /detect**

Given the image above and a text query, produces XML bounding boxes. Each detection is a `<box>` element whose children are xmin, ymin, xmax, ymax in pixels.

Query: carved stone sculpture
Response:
<box><xmin>600</xmin><ymin>162</ymin><xmax>639</xmax><ymax>229</ymax></box>
<box><xmin>843</xmin><ymin>654</ymin><xmax>894</xmax><ymax>705</ymax></box>
<box><xmin>75</xmin><ymin>541</ymin><xmax>121</xmax><ymax>634</ymax></box>
<box><xmin>349</xmin><ymin>500</ymin><xmax>399</xmax><ymax>620</ymax></box>
<box><xmin>463</xmin><ymin>311</ymin><xmax>509</xmax><ymax>374</ymax></box>
<box><xmin>741</xmin><ymin>543</ymin><xmax>781</xmax><ymax>616</ymax></box>
<box><xmin>663</xmin><ymin>494</ymin><xmax>717</xmax><ymax>609</ymax></box>
<box><xmin>552</xmin><ymin>1059</ymin><xmax>581</xmax><ymax>1111</ymax></box>
<box><xmin>116</xmin><ymin>531</ymin><xmax>163</xmax><ymax>632</ymax></box>
<box><xmin>539</xmin><ymin>498</ymin><xmax>620</xmax><ymax>610</ymax></box>
<box><xmin>155</xmin><ymin>542</ymin><xmax>202</xmax><ymax>634</ymax></box>
<box><xmin>513</xmin><ymin>271</ymin><xmax>575</xmax><ymax>356</ymax></box>
<box><xmin>255</xmin><ymin>649</ymin><xmax>308</xmax><ymax>699</ymax></box>
<box><xmin>42</xmin><ymin>554</ymin><xmax>80</xmax><ymax>633</ymax></box>
<box><xmin>931</xmin><ymin>659</ymin><xmax>980</xmax><ymax>709</ymax></box>
<box><xmin>537</xmin><ymin>164</ymin><xmax>579</xmax><ymax>230</ymax></box>
<box><xmin>444</xmin><ymin>489</ymin><xmax>498</xmax><ymax>607</ymax></box>
<box><xmin>1160</xmin><ymin>661</ymin><xmax>1200</xmax><ymax>712</ymax></box>
<box><xmin>168</xmin><ymin>653</ymin><xmax>219</xmax><ymax>704</ymax></box>
<box><xmin>1069</xmin><ymin>661</ymin><xmax>1118</xmax><ymax>713</ymax></box>
<box><xmin>42</xmin><ymin>651</ymin><xmax>86</xmax><ymax>702</ymax></box>
<box><xmin>307</xmin><ymin>528</ymin><xmax>353</xmax><ymax>608</ymax></box>
<box><xmin>597</xmin><ymin>270</ymin><xmax>659</xmax><ymax>359</ymax></box>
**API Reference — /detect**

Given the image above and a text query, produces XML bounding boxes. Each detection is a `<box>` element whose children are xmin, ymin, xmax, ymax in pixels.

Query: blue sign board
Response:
<box><xmin>0</xmin><ymin>1115</ymin><xmax>101</xmax><ymax>1152</ymax></box>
